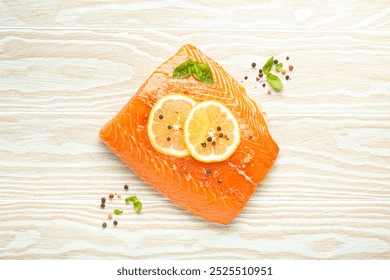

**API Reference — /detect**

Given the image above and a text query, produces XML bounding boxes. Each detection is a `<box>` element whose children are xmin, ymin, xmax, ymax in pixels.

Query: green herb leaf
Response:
<box><xmin>275</xmin><ymin>62</ymin><xmax>283</xmax><ymax>72</ymax></box>
<box><xmin>262</xmin><ymin>56</ymin><xmax>274</xmax><ymax>74</ymax></box>
<box><xmin>125</xmin><ymin>196</ymin><xmax>143</xmax><ymax>213</ymax></box>
<box><xmin>172</xmin><ymin>60</ymin><xmax>213</xmax><ymax>84</ymax></box>
<box><xmin>267</xmin><ymin>73</ymin><xmax>284</xmax><ymax>91</ymax></box>
<box><xmin>172</xmin><ymin>60</ymin><xmax>194</xmax><ymax>79</ymax></box>
<box><xmin>114</xmin><ymin>209</ymin><xmax>123</xmax><ymax>215</ymax></box>
<box><xmin>192</xmin><ymin>61</ymin><xmax>214</xmax><ymax>84</ymax></box>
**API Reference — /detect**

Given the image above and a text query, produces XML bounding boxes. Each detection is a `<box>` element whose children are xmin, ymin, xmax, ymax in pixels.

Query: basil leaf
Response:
<box><xmin>133</xmin><ymin>201</ymin><xmax>142</xmax><ymax>213</ymax></box>
<box><xmin>267</xmin><ymin>73</ymin><xmax>284</xmax><ymax>91</ymax></box>
<box><xmin>173</xmin><ymin>60</ymin><xmax>213</xmax><ymax>84</ymax></box>
<box><xmin>172</xmin><ymin>60</ymin><xmax>194</xmax><ymax>79</ymax></box>
<box><xmin>275</xmin><ymin>62</ymin><xmax>283</xmax><ymax>72</ymax></box>
<box><xmin>192</xmin><ymin>61</ymin><xmax>213</xmax><ymax>84</ymax></box>
<box><xmin>125</xmin><ymin>196</ymin><xmax>143</xmax><ymax>213</ymax></box>
<box><xmin>114</xmin><ymin>209</ymin><xmax>123</xmax><ymax>215</ymax></box>
<box><xmin>262</xmin><ymin>56</ymin><xmax>274</xmax><ymax>74</ymax></box>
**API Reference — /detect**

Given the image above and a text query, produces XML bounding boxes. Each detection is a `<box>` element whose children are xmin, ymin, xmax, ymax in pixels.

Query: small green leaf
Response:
<box><xmin>172</xmin><ymin>60</ymin><xmax>194</xmax><ymax>79</ymax></box>
<box><xmin>114</xmin><ymin>209</ymin><xmax>123</xmax><ymax>215</ymax></box>
<box><xmin>125</xmin><ymin>196</ymin><xmax>143</xmax><ymax>213</ymax></box>
<box><xmin>262</xmin><ymin>56</ymin><xmax>274</xmax><ymax>74</ymax></box>
<box><xmin>172</xmin><ymin>60</ymin><xmax>213</xmax><ymax>84</ymax></box>
<box><xmin>133</xmin><ymin>201</ymin><xmax>143</xmax><ymax>213</ymax></box>
<box><xmin>192</xmin><ymin>61</ymin><xmax>214</xmax><ymax>84</ymax></box>
<box><xmin>267</xmin><ymin>73</ymin><xmax>284</xmax><ymax>91</ymax></box>
<box><xmin>275</xmin><ymin>62</ymin><xmax>283</xmax><ymax>72</ymax></box>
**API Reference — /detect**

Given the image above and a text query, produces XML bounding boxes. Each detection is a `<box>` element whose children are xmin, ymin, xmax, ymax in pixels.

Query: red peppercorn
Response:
<box><xmin>109</xmin><ymin>193</ymin><xmax>114</xmax><ymax>199</ymax></box>
<box><xmin>289</xmin><ymin>65</ymin><xmax>293</xmax><ymax>71</ymax></box>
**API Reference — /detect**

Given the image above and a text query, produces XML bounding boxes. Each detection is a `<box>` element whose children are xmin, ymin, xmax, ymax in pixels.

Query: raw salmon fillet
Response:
<box><xmin>99</xmin><ymin>45</ymin><xmax>279</xmax><ymax>224</ymax></box>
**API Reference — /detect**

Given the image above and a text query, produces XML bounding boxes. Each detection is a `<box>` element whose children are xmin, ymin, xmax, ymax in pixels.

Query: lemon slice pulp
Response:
<box><xmin>147</xmin><ymin>94</ymin><xmax>196</xmax><ymax>158</ymax></box>
<box><xmin>184</xmin><ymin>101</ymin><xmax>241</xmax><ymax>162</ymax></box>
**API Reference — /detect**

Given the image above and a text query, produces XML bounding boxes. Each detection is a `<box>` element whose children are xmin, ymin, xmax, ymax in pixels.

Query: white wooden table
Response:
<box><xmin>0</xmin><ymin>1</ymin><xmax>389</xmax><ymax>259</ymax></box>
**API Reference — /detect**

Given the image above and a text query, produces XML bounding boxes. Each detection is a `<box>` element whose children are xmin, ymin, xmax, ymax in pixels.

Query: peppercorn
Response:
<box><xmin>108</xmin><ymin>212</ymin><xmax>113</xmax><ymax>219</ymax></box>
<box><xmin>259</xmin><ymin>69</ymin><xmax>263</xmax><ymax>74</ymax></box>
<box><xmin>219</xmin><ymin>133</ymin><xmax>223</xmax><ymax>138</ymax></box>
<box><xmin>159</xmin><ymin>115</ymin><xmax>163</xmax><ymax>119</ymax></box>
<box><xmin>289</xmin><ymin>65</ymin><xmax>293</xmax><ymax>71</ymax></box>
<box><xmin>201</xmin><ymin>143</ymin><xmax>206</xmax><ymax>147</ymax></box>
<box><xmin>286</xmin><ymin>56</ymin><xmax>289</xmax><ymax>60</ymax></box>
<box><xmin>218</xmin><ymin>179</ymin><xmax>222</xmax><ymax>184</ymax></box>
<box><xmin>167</xmin><ymin>125</ymin><xmax>172</xmax><ymax>129</ymax></box>
<box><xmin>101</xmin><ymin>197</ymin><xmax>106</xmax><ymax>203</ymax></box>
<box><xmin>262</xmin><ymin>83</ymin><xmax>266</xmax><ymax>88</ymax></box>
<box><xmin>207</xmin><ymin>137</ymin><xmax>212</xmax><ymax>142</ymax></box>
<box><xmin>281</xmin><ymin>69</ymin><xmax>286</xmax><ymax>75</ymax></box>
<box><xmin>286</xmin><ymin>75</ymin><xmax>290</xmax><ymax>80</ymax></box>
<box><xmin>212</xmin><ymin>141</ymin><xmax>216</xmax><ymax>146</ymax></box>
<box><xmin>100</xmin><ymin>203</ymin><xmax>105</xmax><ymax>209</ymax></box>
<box><xmin>273</xmin><ymin>59</ymin><xmax>278</xmax><ymax>64</ymax></box>
<box><xmin>109</xmin><ymin>193</ymin><xmax>114</xmax><ymax>199</ymax></box>
<box><xmin>217</xmin><ymin>126</ymin><xmax>221</xmax><ymax>131</ymax></box>
<box><xmin>113</xmin><ymin>221</ymin><xmax>118</xmax><ymax>226</ymax></box>
<box><xmin>205</xmin><ymin>169</ymin><xmax>211</xmax><ymax>175</ymax></box>
<box><xmin>102</xmin><ymin>222</ymin><xmax>107</xmax><ymax>228</ymax></box>
<box><xmin>267</xmin><ymin>89</ymin><xmax>271</xmax><ymax>94</ymax></box>
<box><xmin>251</xmin><ymin>62</ymin><xmax>256</xmax><ymax>68</ymax></box>
<box><xmin>244</xmin><ymin>76</ymin><xmax>248</xmax><ymax>80</ymax></box>
<box><xmin>256</xmin><ymin>77</ymin><xmax>260</xmax><ymax>82</ymax></box>
<box><xmin>124</xmin><ymin>184</ymin><xmax>129</xmax><ymax>190</ymax></box>
<box><xmin>259</xmin><ymin>72</ymin><xmax>263</xmax><ymax>78</ymax></box>
<box><xmin>167</xmin><ymin>137</ymin><xmax>171</xmax><ymax>141</ymax></box>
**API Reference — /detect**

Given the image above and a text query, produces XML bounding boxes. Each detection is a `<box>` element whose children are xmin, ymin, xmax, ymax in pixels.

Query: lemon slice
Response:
<box><xmin>147</xmin><ymin>94</ymin><xmax>196</xmax><ymax>157</ymax></box>
<box><xmin>184</xmin><ymin>101</ymin><xmax>241</xmax><ymax>162</ymax></box>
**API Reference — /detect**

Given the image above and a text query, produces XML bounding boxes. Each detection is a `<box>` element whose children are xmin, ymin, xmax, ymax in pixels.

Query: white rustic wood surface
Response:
<box><xmin>0</xmin><ymin>0</ymin><xmax>389</xmax><ymax>259</ymax></box>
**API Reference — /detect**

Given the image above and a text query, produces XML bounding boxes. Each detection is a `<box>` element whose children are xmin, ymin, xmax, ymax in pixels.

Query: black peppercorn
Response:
<box><xmin>101</xmin><ymin>197</ymin><xmax>106</xmax><ymax>203</ymax></box>
<box><xmin>113</xmin><ymin>221</ymin><xmax>118</xmax><ymax>226</ymax></box>
<box><xmin>219</xmin><ymin>133</ymin><xmax>223</xmax><ymax>138</ymax></box>
<box><xmin>159</xmin><ymin>115</ymin><xmax>163</xmax><ymax>119</ymax></box>
<box><xmin>274</xmin><ymin>59</ymin><xmax>278</xmax><ymax>64</ymax></box>
<box><xmin>124</xmin><ymin>184</ymin><xmax>129</xmax><ymax>190</ymax></box>
<box><xmin>207</xmin><ymin>137</ymin><xmax>212</xmax><ymax>142</ymax></box>
<box><xmin>100</xmin><ymin>203</ymin><xmax>105</xmax><ymax>209</ymax></box>
<box><xmin>217</xmin><ymin>126</ymin><xmax>221</xmax><ymax>131</ymax></box>
<box><xmin>286</xmin><ymin>75</ymin><xmax>290</xmax><ymax>80</ymax></box>
<box><xmin>167</xmin><ymin>125</ymin><xmax>172</xmax><ymax>129</ymax></box>
<box><xmin>218</xmin><ymin>179</ymin><xmax>222</xmax><ymax>184</ymax></box>
<box><xmin>244</xmin><ymin>76</ymin><xmax>248</xmax><ymax>80</ymax></box>
<box><xmin>167</xmin><ymin>137</ymin><xmax>171</xmax><ymax>141</ymax></box>
<box><xmin>205</xmin><ymin>169</ymin><xmax>211</xmax><ymax>175</ymax></box>
<box><xmin>201</xmin><ymin>143</ymin><xmax>206</xmax><ymax>147</ymax></box>
<box><xmin>251</xmin><ymin>62</ymin><xmax>256</xmax><ymax>68</ymax></box>
<box><xmin>102</xmin><ymin>222</ymin><xmax>107</xmax><ymax>228</ymax></box>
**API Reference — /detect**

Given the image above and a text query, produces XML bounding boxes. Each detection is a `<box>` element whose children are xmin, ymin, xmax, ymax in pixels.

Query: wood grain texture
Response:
<box><xmin>0</xmin><ymin>29</ymin><xmax>389</xmax><ymax>115</ymax></box>
<box><xmin>1</xmin><ymin>200</ymin><xmax>389</xmax><ymax>259</ymax></box>
<box><xmin>0</xmin><ymin>1</ymin><xmax>389</xmax><ymax>259</ymax></box>
<box><xmin>0</xmin><ymin>0</ymin><xmax>389</xmax><ymax>30</ymax></box>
